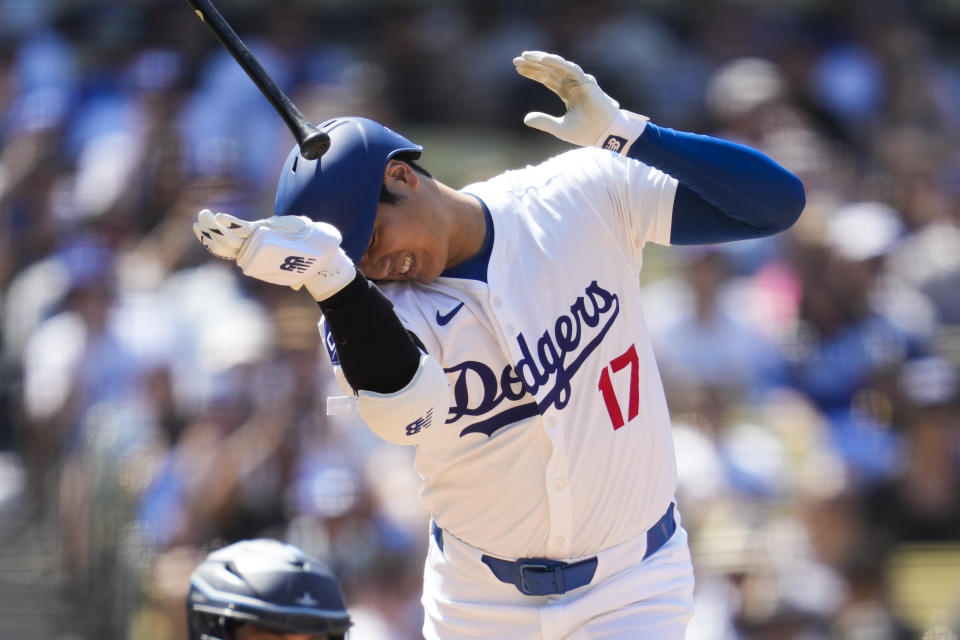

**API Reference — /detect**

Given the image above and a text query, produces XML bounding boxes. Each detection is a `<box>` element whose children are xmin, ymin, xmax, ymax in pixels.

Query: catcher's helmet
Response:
<box><xmin>187</xmin><ymin>539</ymin><xmax>351</xmax><ymax>640</ymax></box>
<box><xmin>274</xmin><ymin>117</ymin><xmax>422</xmax><ymax>263</ymax></box>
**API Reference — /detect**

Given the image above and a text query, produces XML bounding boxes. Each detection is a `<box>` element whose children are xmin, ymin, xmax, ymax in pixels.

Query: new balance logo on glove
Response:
<box><xmin>279</xmin><ymin>255</ymin><xmax>317</xmax><ymax>273</ymax></box>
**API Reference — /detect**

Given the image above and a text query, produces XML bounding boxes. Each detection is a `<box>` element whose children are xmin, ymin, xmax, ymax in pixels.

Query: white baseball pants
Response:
<box><xmin>421</xmin><ymin>519</ymin><xmax>695</xmax><ymax>639</ymax></box>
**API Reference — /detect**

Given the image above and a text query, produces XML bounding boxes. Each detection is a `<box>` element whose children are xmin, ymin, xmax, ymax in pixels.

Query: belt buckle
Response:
<box><xmin>517</xmin><ymin>562</ymin><xmax>562</xmax><ymax>596</ymax></box>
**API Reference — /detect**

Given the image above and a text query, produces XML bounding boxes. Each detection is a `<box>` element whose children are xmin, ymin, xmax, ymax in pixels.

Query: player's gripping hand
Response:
<box><xmin>193</xmin><ymin>209</ymin><xmax>252</xmax><ymax>260</ymax></box>
<box><xmin>513</xmin><ymin>51</ymin><xmax>649</xmax><ymax>154</ymax></box>
<box><xmin>193</xmin><ymin>210</ymin><xmax>356</xmax><ymax>301</ymax></box>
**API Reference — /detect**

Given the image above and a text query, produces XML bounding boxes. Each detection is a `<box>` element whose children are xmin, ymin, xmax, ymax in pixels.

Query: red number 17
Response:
<box><xmin>597</xmin><ymin>343</ymin><xmax>640</xmax><ymax>430</ymax></box>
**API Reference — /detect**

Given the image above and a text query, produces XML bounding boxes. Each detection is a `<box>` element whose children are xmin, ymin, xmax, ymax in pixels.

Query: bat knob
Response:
<box><xmin>299</xmin><ymin>130</ymin><xmax>331</xmax><ymax>160</ymax></box>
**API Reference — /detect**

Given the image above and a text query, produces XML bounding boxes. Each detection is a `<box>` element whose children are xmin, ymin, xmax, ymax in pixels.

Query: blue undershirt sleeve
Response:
<box><xmin>627</xmin><ymin>123</ymin><xmax>805</xmax><ymax>245</ymax></box>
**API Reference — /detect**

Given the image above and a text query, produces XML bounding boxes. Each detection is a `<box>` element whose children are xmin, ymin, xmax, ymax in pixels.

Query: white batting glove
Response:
<box><xmin>194</xmin><ymin>211</ymin><xmax>356</xmax><ymax>301</ymax></box>
<box><xmin>513</xmin><ymin>51</ymin><xmax>649</xmax><ymax>154</ymax></box>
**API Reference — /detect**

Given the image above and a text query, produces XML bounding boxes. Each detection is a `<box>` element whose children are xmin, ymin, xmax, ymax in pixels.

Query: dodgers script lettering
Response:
<box><xmin>447</xmin><ymin>281</ymin><xmax>620</xmax><ymax>437</ymax></box>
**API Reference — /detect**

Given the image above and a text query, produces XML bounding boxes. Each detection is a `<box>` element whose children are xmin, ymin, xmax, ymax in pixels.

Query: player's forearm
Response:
<box><xmin>318</xmin><ymin>272</ymin><xmax>421</xmax><ymax>393</ymax></box>
<box><xmin>628</xmin><ymin>123</ymin><xmax>805</xmax><ymax>244</ymax></box>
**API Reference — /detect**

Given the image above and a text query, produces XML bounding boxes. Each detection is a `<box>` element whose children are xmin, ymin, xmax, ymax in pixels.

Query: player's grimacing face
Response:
<box><xmin>357</xmin><ymin>199</ymin><xmax>449</xmax><ymax>283</ymax></box>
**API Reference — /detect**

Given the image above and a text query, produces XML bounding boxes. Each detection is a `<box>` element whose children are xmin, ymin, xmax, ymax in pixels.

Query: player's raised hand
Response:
<box><xmin>513</xmin><ymin>51</ymin><xmax>620</xmax><ymax>147</ymax></box>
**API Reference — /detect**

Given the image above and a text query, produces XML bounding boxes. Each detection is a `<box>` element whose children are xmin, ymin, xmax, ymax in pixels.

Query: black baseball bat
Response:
<box><xmin>185</xmin><ymin>0</ymin><xmax>330</xmax><ymax>160</ymax></box>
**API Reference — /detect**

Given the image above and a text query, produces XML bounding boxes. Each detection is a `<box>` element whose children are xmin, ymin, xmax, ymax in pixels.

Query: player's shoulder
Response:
<box><xmin>521</xmin><ymin>146</ymin><xmax>624</xmax><ymax>177</ymax></box>
<box><xmin>549</xmin><ymin>145</ymin><xmax>625</xmax><ymax>165</ymax></box>
<box><xmin>375</xmin><ymin>280</ymin><xmax>476</xmax><ymax>324</ymax></box>
<box><xmin>373</xmin><ymin>280</ymin><xmax>419</xmax><ymax>312</ymax></box>
<box><xmin>372</xmin><ymin>279</ymin><xmax>481</xmax><ymax>356</ymax></box>
<box><xmin>465</xmin><ymin>147</ymin><xmax>628</xmax><ymax>196</ymax></box>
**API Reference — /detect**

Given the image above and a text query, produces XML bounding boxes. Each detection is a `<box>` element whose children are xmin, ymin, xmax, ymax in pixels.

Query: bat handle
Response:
<box><xmin>298</xmin><ymin>124</ymin><xmax>331</xmax><ymax>160</ymax></box>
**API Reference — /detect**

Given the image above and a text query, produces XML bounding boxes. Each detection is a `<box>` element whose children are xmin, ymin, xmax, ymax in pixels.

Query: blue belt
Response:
<box><xmin>431</xmin><ymin>502</ymin><xmax>676</xmax><ymax>597</ymax></box>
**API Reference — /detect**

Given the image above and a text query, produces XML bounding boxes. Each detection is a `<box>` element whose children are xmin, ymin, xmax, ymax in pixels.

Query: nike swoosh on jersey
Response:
<box><xmin>436</xmin><ymin>302</ymin><xmax>465</xmax><ymax>326</ymax></box>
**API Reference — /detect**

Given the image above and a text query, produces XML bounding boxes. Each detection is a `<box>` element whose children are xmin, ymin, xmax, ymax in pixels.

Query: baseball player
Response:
<box><xmin>193</xmin><ymin>51</ymin><xmax>804</xmax><ymax>638</ymax></box>
<box><xmin>186</xmin><ymin>538</ymin><xmax>352</xmax><ymax>640</ymax></box>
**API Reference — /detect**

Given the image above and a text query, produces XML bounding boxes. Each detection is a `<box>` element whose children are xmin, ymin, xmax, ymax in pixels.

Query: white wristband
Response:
<box><xmin>594</xmin><ymin>110</ymin><xmax>650</xmax><ymax>155</ymax></box>
<box><xmin>304</xmin><ymin>249</ymin><xmax>357</xmax><ymax>301</ymax></box>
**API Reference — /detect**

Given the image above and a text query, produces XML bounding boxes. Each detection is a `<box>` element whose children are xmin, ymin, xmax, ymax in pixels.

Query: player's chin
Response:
<box><xmin>357</xmin><ymin>263</ymin><xmax>428</xmax><ymax>284</ymax></box>
<box><xmin>361</xmin><ymin>254</ymin><xmax>433</xmax><ymax>283</ymax></box>
<box><xmin>413</xmin><ymin>257</ymin><xmax>446</xmax><ymax>283</ymax></box>
<box><xmin>413</xmin><ymin>273</ymin><xmax>438</xmax><ymax>284</ymax></box>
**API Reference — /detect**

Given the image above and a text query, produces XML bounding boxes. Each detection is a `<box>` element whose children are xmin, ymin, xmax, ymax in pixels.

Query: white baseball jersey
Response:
<box><xmin>326</xmin><ymin>147</ymin><xmax>679</xmax><ymax>560</ymax></box>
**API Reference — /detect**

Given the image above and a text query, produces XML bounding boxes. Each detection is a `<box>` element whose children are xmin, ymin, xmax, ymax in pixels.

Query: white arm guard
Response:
<box><xmin>357</xmin><ymin>353</ymin><xmax>450</xmax><ymax>446</ymax></box>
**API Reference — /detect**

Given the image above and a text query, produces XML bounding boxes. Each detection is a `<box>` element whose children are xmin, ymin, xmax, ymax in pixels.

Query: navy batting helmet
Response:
<box><xmin>274</xmin><ymin>117</ymin><xmax>422</xmax><ymax>263</ymax></box>
<box><xmin>187</xmin><ymin>539</ymin><xmax>351</xmax><ymax>640</ymax></box>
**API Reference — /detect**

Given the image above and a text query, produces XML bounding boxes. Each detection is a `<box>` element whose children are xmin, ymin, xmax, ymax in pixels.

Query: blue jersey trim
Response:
<box><xmin>440</xmin><ymin>194</ymin><xmax>494</xmax><ymax>282</ymax></box>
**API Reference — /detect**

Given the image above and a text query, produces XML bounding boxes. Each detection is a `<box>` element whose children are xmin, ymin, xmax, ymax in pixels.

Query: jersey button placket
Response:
<box><xmin>543</xmin><ymin>413</ymin><xmax>573</xmax><ymax>559</ymax></box>
<box><xmin>489</xmin><ymin>293</ymin><xmax>519</xmax><ymax>345</ymax></box>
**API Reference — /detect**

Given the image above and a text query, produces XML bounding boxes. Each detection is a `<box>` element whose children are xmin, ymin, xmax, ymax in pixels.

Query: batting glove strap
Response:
<box><xmin>594</xmin><ymin>109</ymin><xmax>650</xmax><ymax>155</ymax></box>
<box><xmin>303</xmin><ymin>250</ymin><xmax>357</xmax><ymax>301</ymax></box>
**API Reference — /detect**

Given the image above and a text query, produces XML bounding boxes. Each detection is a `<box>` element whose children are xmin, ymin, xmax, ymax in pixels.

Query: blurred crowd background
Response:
<box><xmin>0</xmin><ymin>0</ymin><xmax>958</xmax><ymax>638</ymax></box>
